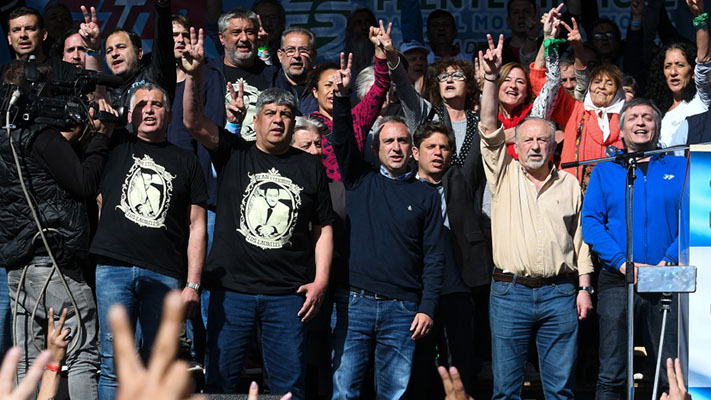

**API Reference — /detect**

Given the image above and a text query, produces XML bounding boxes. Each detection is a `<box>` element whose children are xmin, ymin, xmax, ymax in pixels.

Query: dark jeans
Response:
<box><xmin>205</xmin><ymin>290</ymin><xmax>307</xmax><ymax>399</ymax></box>
<box><xmin>407</xmin><ymin>286</ymin><xmax>490</xmax><ymax>399</ymax></box>
<box><xmin>489</xmin><ymin>280</ymin><xmax>578</xmax><ymax>400</ymax></box>
<box><xmin>330</xmin><ymin>288</ymin><xmax>418</xmax><ymax>400</ymax></box>
<box><xmin>595</xmin><ymin>286</ymin><xmax>677</xmax><ymax>400</ymax></box>
<box><xmin>95</xmin><ymin>264</ymin><xmax>182</xmax><ymax>400</ymax></box>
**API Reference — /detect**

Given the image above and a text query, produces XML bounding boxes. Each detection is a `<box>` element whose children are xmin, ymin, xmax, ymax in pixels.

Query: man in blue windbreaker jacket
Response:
<box><xmin>582</xmin><ymin>98</ymin><xmax>686</xmax><ymax>400</ymax></box>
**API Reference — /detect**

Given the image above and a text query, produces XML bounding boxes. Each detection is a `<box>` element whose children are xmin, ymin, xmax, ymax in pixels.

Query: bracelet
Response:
<box><xmin>543</xmin><ymin>38</ymin><xmax>567</xmax><ymax>56</ymax></box>
<box><xmin>45</xmin><ymin>363</ymin><xmax>61</xmax><ymax>373</ymax></box>
<box><xmin>484</xmin><ymin>75</ymin><xmax>498</xmax><ymax>82</ymax></box>
<box><xmin>693</xmin><ymin>12</ymin><xmax>709</xmax><ymax>28</ymax></box>
<box><xmin>86</xmin><ymin>49</ymin><xmax>101</xmax><ymax>57</ymax></box>
<box><xmin>630</xmin><ymin>20</ymin><xmax>641</xmax><ymax>27</ymax></box>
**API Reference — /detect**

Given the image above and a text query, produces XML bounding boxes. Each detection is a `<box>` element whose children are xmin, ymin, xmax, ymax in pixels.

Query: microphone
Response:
<box><xmin>8</xmin><ymin>89</ymin><xmax>22</xmax><ymax>108</ymax></box>
<box><xmin>605</xmin><ymin>145</ymin><xmax>624</xmax><ymax>157</ymax></box>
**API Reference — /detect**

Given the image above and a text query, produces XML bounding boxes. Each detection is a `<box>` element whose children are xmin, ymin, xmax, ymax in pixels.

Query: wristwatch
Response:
<box><xmin>579</xmin><ymin>286</ymin><xmax>595</xmax><ymax>295</ymax></box>
<box><xmin>185</xmin><ymin>282</ymin><xmax>201</xmax><ymax>293</ymax></box>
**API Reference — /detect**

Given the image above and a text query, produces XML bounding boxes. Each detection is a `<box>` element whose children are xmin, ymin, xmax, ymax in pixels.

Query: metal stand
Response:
<box><xmin>624</xmin><ymin>158</ymin><xmax>637</xmax><ymax>400</ymax></box>
<box><xmin>562</xmin><ymin>144</ymin><xmax>690</xmax><ymax>400</ymax></box>
<box><xmin>651</xmin><ymin>293</ymin><xmax>674</xmax><ymax>400</ymax></box>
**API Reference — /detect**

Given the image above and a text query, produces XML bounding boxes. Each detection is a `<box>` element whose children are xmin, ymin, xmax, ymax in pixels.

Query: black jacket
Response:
<box><xmin>442</xmin><ymin>127</ymin><xmax>494</xmax><ymax>288</ymax></box>
<box><xmin>0</xmin><ymin>125</ymin><xmax>89</xmax><ymax>275</ymax></box>
<box><xmin>107</xmin><ymin>0</ymin><xmax>176</xmax><ymax>110</ymax></box>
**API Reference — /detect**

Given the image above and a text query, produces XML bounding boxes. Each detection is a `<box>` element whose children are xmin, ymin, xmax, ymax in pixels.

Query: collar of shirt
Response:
<box><xmin>518</xmin><ymin>162</ymin><xmax>559</xmax><ymax>195</ymax></box>
<box><xmin>415</xmin><ymin>173</ymin><xmax>442</xmax><ymax>186</ymax></box>
<box><xmin>380</xmin><ymin>165</ymin><xmax>413</xmax><ymax>181</ymax></box>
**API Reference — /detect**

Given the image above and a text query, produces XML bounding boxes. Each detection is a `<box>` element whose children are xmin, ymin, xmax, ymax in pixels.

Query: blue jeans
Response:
<box><xmin>0</xmin><ymin>268</ymin><xmax>12</xmax><ymax>356</ymax></box>
<box><xmin>489</xmin><ymin>280</ymin><xmax>578</xmax><ymax>400</ymax></box>
<box><xmin>595</xmin><ymin>287</ymin><xmax>677</xmax><ymax>400</ymax></box>
<box><xmin>95</xmin><ymin>263</ymin><xmax>181</xmax><ymax>400</ymax></box>
<box><xmin>205</xmin><ymin>290</ymin><xmax>306</xmax><ymax>399</ymax></box>
<box><xmin>330</xmin><ymin>289</ymin><xmax>418</xmax><ymax>400</ymax></box>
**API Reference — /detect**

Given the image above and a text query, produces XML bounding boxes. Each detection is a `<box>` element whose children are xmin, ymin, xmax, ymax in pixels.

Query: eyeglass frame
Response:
<box><xmin>279</xmin><ymin>46</ymin><xmax>313</xmax><ymax>57</ymax></box>
<box><xmin>436</xmin><ymin>71</ymin><xmax>467</xmax><ymax>82</ymax></box>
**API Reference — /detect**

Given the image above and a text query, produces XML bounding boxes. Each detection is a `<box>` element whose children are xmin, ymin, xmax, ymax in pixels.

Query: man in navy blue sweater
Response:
<box><xmin>582</xmin><ymin>98</ymin><xmax>686</xmax><ymax>399</ymax></box>
<box><xmin>329</xmin><ymin>53</ymin><xmax>445</xmax><ymax>399</ymax></box>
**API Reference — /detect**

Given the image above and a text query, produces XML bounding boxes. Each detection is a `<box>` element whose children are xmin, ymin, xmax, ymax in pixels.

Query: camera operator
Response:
<box><xmin>0</xmin><ymin>60</ymin><xmax>117</xmax><ymax>400</ymax></box>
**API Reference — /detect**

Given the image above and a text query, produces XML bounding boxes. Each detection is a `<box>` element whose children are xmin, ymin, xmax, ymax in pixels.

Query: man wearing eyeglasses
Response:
<box><xmin>272</xmin><ymin>27</ymin><xmax>319</xmax><ymax>116</ymax></box>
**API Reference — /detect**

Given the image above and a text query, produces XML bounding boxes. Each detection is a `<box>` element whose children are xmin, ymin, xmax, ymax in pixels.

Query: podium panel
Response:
<box><xmin>680</xmin><ymin>145</ymin><xmax>711</xmax><ymax>399</ymax></box>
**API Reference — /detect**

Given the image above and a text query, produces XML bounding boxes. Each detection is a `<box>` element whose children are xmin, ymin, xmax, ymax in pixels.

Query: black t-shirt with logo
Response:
<box><xmin>205</xmin><ymin>130</ymin><xmax>335</xmax><ymax>295</ymax></box>
<box><xmin>222</xmin><ymin>60</ymin><xmax>273</xmax><ymax>141</ymax></box>
<box><xmin>90</xmin><ymin>134</ymin><xmax>208</xmax><ymax>280</ymax></box>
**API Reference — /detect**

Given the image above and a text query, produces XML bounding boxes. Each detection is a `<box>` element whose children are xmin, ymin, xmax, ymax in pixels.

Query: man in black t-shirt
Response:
<box><xmin>90</xmin><ymin>82</ymin><xmax>207</xmax><ymax>400</ymax></box>
<box><xmin>182</xmin><ymin>30</ymin><xmax>333</xmax><ymax>399</ymax></box>
<box><xmin>208</xmin><ymin>8</ymin><xmax>276</xmax><ymax>141</ymax></box>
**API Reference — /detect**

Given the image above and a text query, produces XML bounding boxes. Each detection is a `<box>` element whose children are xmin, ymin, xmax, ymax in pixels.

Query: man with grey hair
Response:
<box><xmin>329</xmin><ymin>55</ymin><xmax>445</xmax><ymax>399</ymax></box>
<box><xmin>582</xmin><ymin>97</ymin><xmax>685</xmax><ymax>399</ymax></box>
<box><xmin>182</xmin><ymin>30</ymin><xmax>334</xmax><ymax>397</ymax></box>
<box><xmin>273</xmin><ymin>27</ymin><xmax>319</xmax><ymax>115</ymax></box>
<box><xmin>478</xmin><ymin>34</ymin><xmax>592</xmax><ymax>399</ymax></box>
<box><xmin>90</xmin><ymin>81</ymin><xmax>208</xmax><ymax>400</ymax></box>
<box><xmin>210</xmin><ymin>7</ymin><xmax>276</xmax><ymax>140</ymax></box>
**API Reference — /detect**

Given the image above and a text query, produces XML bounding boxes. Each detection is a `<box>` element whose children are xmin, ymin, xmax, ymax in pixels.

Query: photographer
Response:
<box><xmin>0</xmin><ymin>60</ymin><xmax>117</xmax><ymax>400</ymax></box>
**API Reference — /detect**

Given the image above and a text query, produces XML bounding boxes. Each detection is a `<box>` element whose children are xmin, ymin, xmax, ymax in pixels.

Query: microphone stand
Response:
<box><xmin>561</xmin><ymin>144</ymin><xmax>688</xmax><ymax>400</ymax></box>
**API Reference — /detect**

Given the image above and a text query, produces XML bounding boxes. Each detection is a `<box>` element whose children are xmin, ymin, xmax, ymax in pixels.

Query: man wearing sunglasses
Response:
<box><xmin>272</xmin><ymin>27</ymin><xmax>319</xmax><ymax>116</ymax></box>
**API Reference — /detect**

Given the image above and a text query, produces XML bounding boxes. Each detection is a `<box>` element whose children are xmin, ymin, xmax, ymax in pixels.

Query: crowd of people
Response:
<box><xmin>0</xmin><ymin>0</ymin><xmax>707</xmax><ymax>399</ymax></box>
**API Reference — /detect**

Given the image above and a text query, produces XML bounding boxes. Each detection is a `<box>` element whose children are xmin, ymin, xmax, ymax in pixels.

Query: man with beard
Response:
<box><xmin>210</xmin><ymin>8</ymin><xmax>276</xmax><ymax>140</ymax></box>
<box><xmin>272</xmin><ymin>27</ymin><xmax>318</xmax><ymax>116</ymax></box>
<box><xmin>478</xmin><ymin>34</ymin><xmax>593</xmax><ymax>399</ymax></box>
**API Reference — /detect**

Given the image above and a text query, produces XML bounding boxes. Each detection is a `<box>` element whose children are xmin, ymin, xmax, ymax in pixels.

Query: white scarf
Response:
<box><xmin>583</xmin><ymin>87</ymin><xmax>626</xmax><ymax>141</ymax></box>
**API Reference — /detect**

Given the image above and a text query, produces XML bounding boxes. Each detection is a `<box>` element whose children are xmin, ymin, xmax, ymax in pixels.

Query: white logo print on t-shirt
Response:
<box><xmin>117</xmin><ymin>154</ymin><xmax>175</xmax><ymax>229</ymax></box>
<box><xmin>238</xmin><ymin>168</ymin><xmax>303</xmax><ymax>249</ymax></box>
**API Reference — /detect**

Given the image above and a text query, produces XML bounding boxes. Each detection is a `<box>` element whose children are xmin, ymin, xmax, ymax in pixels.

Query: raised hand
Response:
<box><xmin>226</xmin><ymin>80</ymin><xmax>246</xmax><ymax>124</ymax></box>
<box><xmin>541</xmin><ymin>3</ymin><xmax>564</xmax><ymax>40</ymax></box>
<box><xmin>561</xmin><ymin>17</ymin><xmax>583</xmax><ymax>51</ymax></box>
<box><xmin>377</xmin><ymin>20</ymin><xmax>395</xmax><ymax>54</ymax></box>
<box><xmin>438</xmin><ymin>366</ymin><xmax>474</xmax><ymax>400</ymax></box>
<box><xmin>660</xmin><ymin>358</ymin><xmax>691</xmax><ymax>400</ymax></box>
<box><xmin>480</xmin><ymin>34</ymin><xmax>504</xmax><ymax>77</ymax></box>
<box><xmin>79</xmin><ymin>6</ymin><xmax>101</xmax><ymax>52</ymax></box>
<box><xmin>686</xmin><ymin>0</ymin><xmax>704</xmax><ymax>17</ymax></box>
<box><xmin>0</xmin><ymin>348</ymin><xmax>52</xmax><ymax>400</ymax></box>
<box><xmin>333</xmin><ymin>52</ymin><xmax>353</xmax><ymax>97</ymax></box>
<box><xmin>256</xmin><ymin>15</ymin><xmax>269</xmax><ymax>48</ymax></box>
<box><xmin>181</xmin><ymin>27</ymin><xmax>205</xmax><ymax>75</ymax></box>
<box><xmin>46</xmin><ymin>308</ymin><xmax>71</xmax><ymax>365</ymax></box>
<box><xmin>111</xmin><ymin>292</ymin><xmax>204</xmax><ymax>400</ymax></box>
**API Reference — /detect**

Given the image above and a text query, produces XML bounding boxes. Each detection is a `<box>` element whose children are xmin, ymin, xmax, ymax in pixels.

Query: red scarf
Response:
<box><xmin>499</xmin><ymin>103</ymin><xmax>534</xmax><ymax>159</ymax></box>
